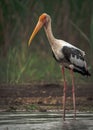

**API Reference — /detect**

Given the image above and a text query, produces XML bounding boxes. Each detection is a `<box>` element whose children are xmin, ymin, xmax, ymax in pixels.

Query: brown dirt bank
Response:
<box><xmin>0</xmin><ymin>83</ymin><xmax>93</xmax><ymax>112</ymax></box>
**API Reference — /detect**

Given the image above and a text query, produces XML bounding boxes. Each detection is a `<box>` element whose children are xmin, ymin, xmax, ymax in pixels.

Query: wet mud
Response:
<box><xmin>0</xmin><ymin>83</ymin><xmax>93</xmax><ymax>111</ymax></box>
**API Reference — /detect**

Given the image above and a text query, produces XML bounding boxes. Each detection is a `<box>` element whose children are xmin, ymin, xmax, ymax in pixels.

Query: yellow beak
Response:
<box><xmin>28</xmin><ymin>20</ymin><xmax>44</xmax><ymax>46</ymax></box>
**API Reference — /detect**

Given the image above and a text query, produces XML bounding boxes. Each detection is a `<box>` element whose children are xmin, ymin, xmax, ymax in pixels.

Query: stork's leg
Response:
<box><xmin>70</xmin><ymin>69</ymin><xmax>76</xmax><ymax>119</ymax></box>
<box><xmin>62</xmin><ymin>67</ymin><xmax>67</xmax><ymax>121</ymax></box>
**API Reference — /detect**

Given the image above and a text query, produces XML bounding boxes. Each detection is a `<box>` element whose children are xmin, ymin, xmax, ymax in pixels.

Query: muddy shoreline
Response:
<box><xmin>0</xmin><ymin>83</ymin><xmax>93</xmax><ymax>112</ymax></box>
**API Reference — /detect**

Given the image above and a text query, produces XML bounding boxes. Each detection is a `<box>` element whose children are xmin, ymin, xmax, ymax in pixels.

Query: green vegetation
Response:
<box><xmin>0</xmin><ymin>44</ymin><xmax>62</xmax><ymax>84</ymax></box>
<box><xmin>0</xmin><ymin>0</ymin><xmax>93</xmax><ymax>84</ymax></box>
<box><xmin>25</xmin><ymin>104</ymin><xmax>39</xmax><ymax>111</ymax></box>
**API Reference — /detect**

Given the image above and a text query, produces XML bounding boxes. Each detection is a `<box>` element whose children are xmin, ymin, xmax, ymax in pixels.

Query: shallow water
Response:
<box><xmin>0</xmin><ymin>111</ymin><xmax>93</xmax><ymax>130</ymax></box>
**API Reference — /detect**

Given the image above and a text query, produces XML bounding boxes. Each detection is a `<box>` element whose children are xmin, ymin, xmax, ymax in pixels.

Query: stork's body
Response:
<box><xmin>28</xmin><ymin>13</ymin><xmax>91</xmax><ymax>120</ymax></box>
<box><xmin>52</xmin><ymin>40</ymin><xmax>89</xmax><ymax>76</ymax></box>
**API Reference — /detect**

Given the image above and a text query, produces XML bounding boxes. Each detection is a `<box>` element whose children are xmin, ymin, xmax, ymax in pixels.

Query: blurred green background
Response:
<box><xmin>0</xmin><ymin>0</ymin><xmax>93</xmax><ymax>84</ymax></box>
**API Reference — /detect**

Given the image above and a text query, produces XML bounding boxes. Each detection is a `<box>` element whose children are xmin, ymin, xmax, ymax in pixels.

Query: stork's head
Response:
<box><xmin>28</xmin><ymin>13</ymin><xmax>50</xmax><ymax>46</ymax></box>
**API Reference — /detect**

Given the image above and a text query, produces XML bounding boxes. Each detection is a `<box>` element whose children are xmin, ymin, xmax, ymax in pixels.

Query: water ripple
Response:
<box><xmin>0</xmin><ymin>112</ymin><xmax>93</xmax><ymax>130</ymax></box>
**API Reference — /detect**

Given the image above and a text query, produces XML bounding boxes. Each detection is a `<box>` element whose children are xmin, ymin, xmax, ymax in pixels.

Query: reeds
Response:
<box><xmin>0</xmin><ymin>0</ymin><xmax>92</xmax><ymax>84</ymax></box>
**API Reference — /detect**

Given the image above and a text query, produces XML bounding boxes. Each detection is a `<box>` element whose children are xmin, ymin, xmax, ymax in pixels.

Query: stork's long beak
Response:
<box><xmin>28</xmin><ymin>20</ymin><xmax>44</xmax><ymax>46</ymax></box>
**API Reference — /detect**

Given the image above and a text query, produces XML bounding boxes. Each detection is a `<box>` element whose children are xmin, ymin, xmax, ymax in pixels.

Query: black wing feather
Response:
<box><xmin>62</xmin><ymin>46</ymin><xmax>84</xmax><ymax>63</ymax></box>
<box><xmin>62</xmin><ymin>46</ymin><xmax>91</xmax><ymax>76</ymax></box>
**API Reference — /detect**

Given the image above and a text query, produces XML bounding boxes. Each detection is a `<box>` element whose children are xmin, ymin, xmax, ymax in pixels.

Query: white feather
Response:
<box><xmin>70</xmin><ymin>54</ymin><xmax>86</xmax><ymax>67</ymax></box>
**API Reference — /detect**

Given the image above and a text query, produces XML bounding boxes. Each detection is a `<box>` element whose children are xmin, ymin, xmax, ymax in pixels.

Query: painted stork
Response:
<box><xmin>28</xmin><ymin>13</ymin><xmax>91</xmax><ymax>120</ymax></box>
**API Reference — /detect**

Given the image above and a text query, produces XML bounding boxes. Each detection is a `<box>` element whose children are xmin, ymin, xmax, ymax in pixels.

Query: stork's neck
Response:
<box><xmin>44</xmin><ymin>21</ymin><xmax>56</xmax><ymax>46</ymax></box>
